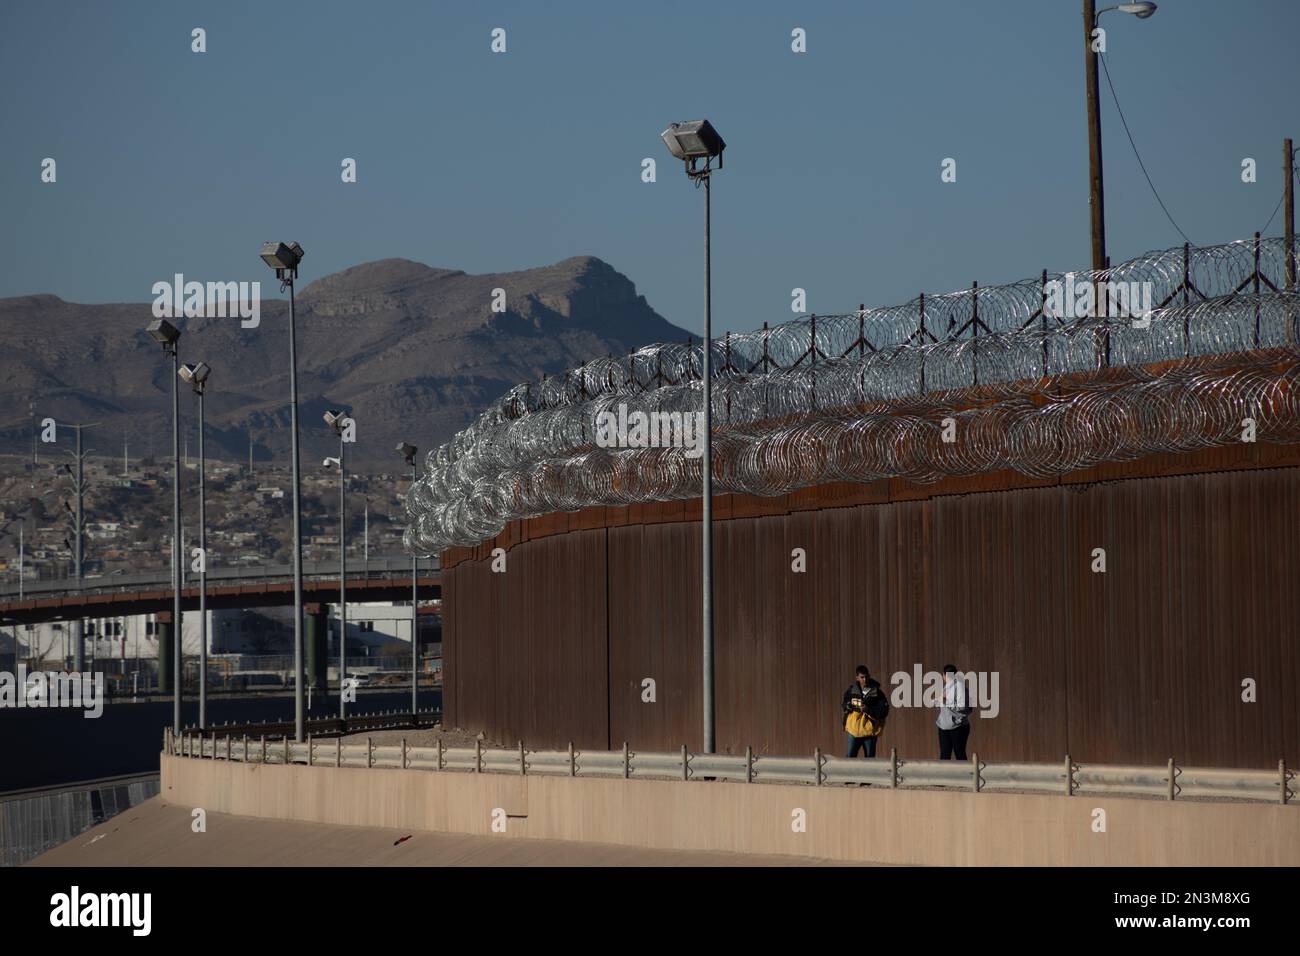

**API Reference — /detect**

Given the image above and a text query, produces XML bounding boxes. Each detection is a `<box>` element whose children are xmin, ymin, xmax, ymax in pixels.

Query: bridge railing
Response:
<box><xmin>166</xmin><ymin>731</ymin><xmax>1297</xmax><ymax>807</ymax></box>
<box><xmin>0</xmin><ymin>556</ymin><xmax>440</xmax><ymax>601</ymax></box>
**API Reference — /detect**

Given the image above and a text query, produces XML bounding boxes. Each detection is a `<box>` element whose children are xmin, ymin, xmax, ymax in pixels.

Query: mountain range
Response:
<box><xmin>0</xmin><ymin>256</ymin><xmax>690</xmax><ymax>469</ymax></box>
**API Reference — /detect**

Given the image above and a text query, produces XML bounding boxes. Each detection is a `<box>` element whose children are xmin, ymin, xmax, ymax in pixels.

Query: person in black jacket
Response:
<box><xmin>842</xmin><ymin>665</ymin><xmax>888</xmax><ymax>758</ymax></box>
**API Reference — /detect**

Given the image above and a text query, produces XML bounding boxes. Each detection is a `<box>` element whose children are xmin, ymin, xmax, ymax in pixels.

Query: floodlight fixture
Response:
<box><xmin>147</xmin><ymin>318</ymin><xmax>181</xmax><ymax>351</ymax></box>
<box><xmin>259</xmin><ymin>240</ymin><xmax>305</xmax><ymax>279</ymax></box>
<box><xmin>324</xmin><ymin>410</ymin><xmax>349</xmax><ymax>434</ymax></box>
<box><xmin>661</xmin><ymin>120</ymin><xmax>725</xmax><ymax>176</ymax></box>
<box><xmin>179</xmin><ymin>362</ymin><xmax>211</xmax><ymax>393</ymax></box>
<box><xmin>396</xmin><ymin>442</ymin><xmax>417</xmax><ymax>465</ymax></box>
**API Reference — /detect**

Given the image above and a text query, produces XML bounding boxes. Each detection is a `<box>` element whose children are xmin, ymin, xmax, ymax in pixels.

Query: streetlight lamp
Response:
<box><xmin>146</xmin><ymin>317</ymin><xmax>183</xmax><ymax>735</ymax></box>
<box><xmin>259</xmin><ymin>240</ymin><xmax>308</xmax><ymax>742</ymax></box>
<box><xmin>1084</xmin><ymin>1</ymin><xmax>1158</xmax><ymax>270</ymax></box>
<box><xmin>397</xmin><ymin>441</ymin><xmax>419</xmax><ymax>717</ymax></box>
<box><xmin>324</xmin><ymin>408</ymin><xmax>352</xmax><ymax>718</ymax></box>
<box><xmin>179</xmin><ymin>361</ymin><xmax>211</xmax><ymax>729</ymax></box>
<box><xmin>660</xmin><ymin>118</ymin><xmax>725</xmax><ymax>753</ymax></box>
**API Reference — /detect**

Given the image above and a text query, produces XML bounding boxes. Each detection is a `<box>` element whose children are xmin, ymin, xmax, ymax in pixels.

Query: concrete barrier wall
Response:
<box><xmin>161</xmin><ymin>756</ymin><xmax>1300</xmax><ymax>866</ymax></box>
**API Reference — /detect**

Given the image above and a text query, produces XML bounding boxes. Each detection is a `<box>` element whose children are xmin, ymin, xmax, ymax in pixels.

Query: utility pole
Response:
<box><xmin>1285</xmin><ymin>137</ymin><xmax>1295</xmax><ymax>292</ymax></box>
<box><xmin>1083</xmin><ymin>0</ymin><xmax>1106</xmax><ymax>272</ymax></box>
<box><xmin>64</xmin><ymin>422</ymin><xmax>98</xmax><ymax>672</ymax></box>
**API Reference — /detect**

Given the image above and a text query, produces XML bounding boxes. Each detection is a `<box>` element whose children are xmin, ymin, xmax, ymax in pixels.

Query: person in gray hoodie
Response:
<box><xmin>936</xmin><ymin>663</ymin><xmax>972</xmax><ymax>760</ymax></box>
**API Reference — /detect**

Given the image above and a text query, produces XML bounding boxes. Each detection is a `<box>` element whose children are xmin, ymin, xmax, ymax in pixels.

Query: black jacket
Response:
<box><xmin>842</xmin><ymin>679</ymin><xmax>889</xmax><ymax>723</ymax></box>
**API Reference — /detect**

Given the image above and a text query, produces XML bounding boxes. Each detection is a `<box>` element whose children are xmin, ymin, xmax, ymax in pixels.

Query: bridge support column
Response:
<box><xmin>305</xmin><ymin>603</ymin><xmax>328</xmax><ymax>693</ymax></box>
<box><xmin>157</xmin><ymin>612</ymin><xmax>177</xmax><ymax>695</ymax></box>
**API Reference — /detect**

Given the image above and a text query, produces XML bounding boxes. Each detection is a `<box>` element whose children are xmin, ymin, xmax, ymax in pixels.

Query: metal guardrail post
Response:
<box><xmin>438</xmin><ymin>739</ymin><xmax>445</xmax><ymax>772</ymax></box>
<box><xmin>261</xmin><ymin>735</ymin><xmax>267</xmax><ymax>764</ymax></box>
<box><xmin>284</xmin><ymin>736</ymin><xmax>290</xmax><ymax>765</ymax></box>
<box><xmin>890</xmin><ymin>748</ymin><xmax>898</xmax><ymax>789</ymax></box>
<box><xmin>307</xmin><ymin>734</ymin><xmax>313</xmax><ymax>767</ymax></box>
<box><xmin>243</xmin><ymin>735</ymin><xmax>248</xmax><ymax>763</ymax></box>
<box><xmin>520</xmin><ymin>740</ymin><xmax>526</xmax><ymax>776</ymax></box>
<box><xmin>225</xmin><ymin>735</ymin><xmax>231</xmax><ymax>761</ymax></box>
<box><xmin>336</xmin><ymin>737</ymin><xmax>341</xmax><ymax>768</ymax></box>
<box><xmin>1065</xmin><ymin>754</ymin><xmax>1073</xmax><ymax>796</ymax></box>
<box><xmin>1281</xmin><ymin>760</ymin><xmax>1290</xmax><ymax>806</ymax></box>
<box><xmin>367</xmin><ymin>738</ymin><xmax>373</xmax><ymax>769</ymax></box>
<box><xmin>1168</xmin><ymin>758</ymin><xmax>1177</xmax><ymax>801</ymax></box>
<box><xmin>401</xmin><ymin>738</ymin><xmax>407</xmax><ymax>770</ymax></box>
<box><xmin>814</xmin><ymin>747</ymin><xmax>823</xmax><ymax>786</ymax></box>
<box><xmin>567</xmin><ymin>742</ymin><xmax>574</xmax><ymax>777</ymax></box>
<box><xmin>681</xmin><ymin>744</ymin><xmax>688</xmax><ymax>781</ymax></box>
<box><xmin>475</xmin><ymin>740</ymin><xmax>482</xmax><ymax>773</ymax></box>
<box><xmin>746</xmin><ymin>746</ymin><xmax>753</xmax><ymax>783</ymax></box>
<box><xmin>622</xmin><ymin>742</ymin><xmax>629</xmax><ymax>779</ymax></box>
<box><xmin>972</xmin><ymin>753</ymin><xmax>980</xmax><ymax>792</ymax></box>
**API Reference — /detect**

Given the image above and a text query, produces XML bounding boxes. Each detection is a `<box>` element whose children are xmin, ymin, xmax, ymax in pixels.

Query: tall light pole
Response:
<box><xmin>146</xmin><ymin>318</ymin><xmax>183</xmax><ymax>734</ymax></box>
<box><xmin>1085</xmin><ymin>1</ymin><xmax>1158</xmax><ymax>270</ymax></box>
<box><xmin>398</xmin><ymin>442</ymin><xmax>419</xmax><ymax>716</ymax></box>
<box><xmin>260</xmin><ymin>241</ymin><xmax>307</xmax><ymax>742</ymax></box>
<box><xmin>661</xmin><ymin>119</ymin><xmax>725</xmax><ymax>753</ymax></box>
<box><xmin>180</xmin><ymin>361</ymin><xmax>211</xmax><ymax>729</ymax></box>
<box><xmin>325</xmin><ymin>409</ymin><xmax>352</xmax><ymax>718</ymax></box>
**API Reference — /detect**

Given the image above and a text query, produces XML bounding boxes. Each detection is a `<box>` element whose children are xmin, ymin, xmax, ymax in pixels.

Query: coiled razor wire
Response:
<box><xmin>405</xmin><ymin>236</ymin><xmax>1300</xmax><ymax>555</ymax></box>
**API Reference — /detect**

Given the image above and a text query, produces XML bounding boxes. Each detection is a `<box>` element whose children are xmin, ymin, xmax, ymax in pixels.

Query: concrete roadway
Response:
<box><xmin>30</xmin><ymin>798</ymin><xmax>858</xmax><ymax>867</ymax></box>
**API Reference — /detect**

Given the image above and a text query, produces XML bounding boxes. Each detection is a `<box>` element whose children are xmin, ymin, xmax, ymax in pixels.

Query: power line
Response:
<box><xmin>1258</xmin><ymin>164</ymin><xmax>1298</xmax><ymax>236</ymax></box>
<box><xmin>1099</xmin><ymin>51</ymin><xmax>1195</xmax><ymax>246</ymax></box>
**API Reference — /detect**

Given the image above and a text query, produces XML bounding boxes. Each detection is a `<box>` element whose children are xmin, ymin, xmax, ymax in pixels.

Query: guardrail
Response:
<box><xmin>175</xmin><ymin>708</ymin><xmax>442</xmax><ymax>743</ymax></box>
<box><xmin>163</xmin><ymin>734</ymin><xmax>1297</xmax><ymax>807</ymax></box>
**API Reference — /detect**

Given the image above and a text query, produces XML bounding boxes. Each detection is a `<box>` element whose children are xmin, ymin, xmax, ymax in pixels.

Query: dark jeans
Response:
<box><xmin>846</xmin><ymin>733</ymin><xmax>878</xmax><ymax>758</ymax></box>
<box><xmin>938</xmin><ymin>723</ymin><xmax>971</xmax><ymax>760</ymax></box>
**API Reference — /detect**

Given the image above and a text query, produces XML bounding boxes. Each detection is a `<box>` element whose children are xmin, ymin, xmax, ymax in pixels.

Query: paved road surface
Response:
<box><xmin>30</xmin><ymin>798</ymin><xmax>859</xmax><ymax>867</ymax></box>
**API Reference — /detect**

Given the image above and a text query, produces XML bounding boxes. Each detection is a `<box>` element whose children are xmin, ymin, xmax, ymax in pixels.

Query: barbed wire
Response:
<box><xmin>405</xmin><ymin>236</ymin><xmax>1300</xmax><ymax>555</ymax></box>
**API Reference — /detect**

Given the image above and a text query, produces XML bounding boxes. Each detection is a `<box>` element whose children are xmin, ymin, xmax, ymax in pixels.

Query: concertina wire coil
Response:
<box><xmin>404</xmin><ymin>236</ymin><xmax>1300</xmax><ymax>555</ymax></box>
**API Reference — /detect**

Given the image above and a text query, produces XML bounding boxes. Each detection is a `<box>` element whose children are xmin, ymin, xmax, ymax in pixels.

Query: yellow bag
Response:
<box><xmin>845</xmin><ymin>710</ymin><xmax>881</xmax><ymax>738</ymax></box>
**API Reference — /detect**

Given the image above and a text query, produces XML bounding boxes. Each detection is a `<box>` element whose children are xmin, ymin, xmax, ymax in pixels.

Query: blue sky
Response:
<box><xmin>1</xmin><ymin>0</ymin><xmax>1295</xmax><ymax>335</ymax></box>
